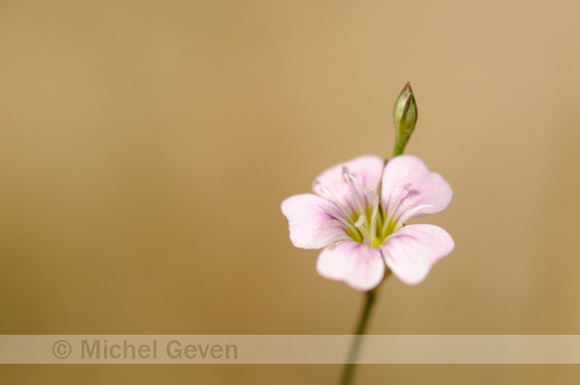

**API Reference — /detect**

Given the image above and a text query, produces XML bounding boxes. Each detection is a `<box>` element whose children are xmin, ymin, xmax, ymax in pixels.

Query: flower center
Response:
<box><xmin>316</xmin><ymin>168</ymin><xmax>413</xmax><ymax>248</ymax></box>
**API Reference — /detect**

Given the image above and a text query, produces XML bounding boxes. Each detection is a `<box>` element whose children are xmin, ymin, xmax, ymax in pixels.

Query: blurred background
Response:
<box><xmin>1</xmin><ymin>0</ymin><xmax>580</xmax><ymax>383</ymax></box>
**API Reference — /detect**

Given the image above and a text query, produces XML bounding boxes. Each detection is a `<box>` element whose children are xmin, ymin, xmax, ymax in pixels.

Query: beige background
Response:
<box><xmin>1</xmin><ymin>0</ymin><xmax>580</xmax><ymax>383</ymax></box>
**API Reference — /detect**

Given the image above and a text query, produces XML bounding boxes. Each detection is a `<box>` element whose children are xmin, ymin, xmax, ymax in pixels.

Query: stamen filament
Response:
<box><xmin>314</xmin><ymin>181</ymin><xmax>352</xmax><ymax>220</ymax></box>
<box><xmin>342</xmin><ymin>167</ymin><xmax>366</xmax><ymax>217</ymax></box>
<box><xmin>354</xmin><ymin>215</ymin><xmax>371</xmax><ymax>242</ymax></box>
<box><xmin>320</xmin><ymin>206</ymin><xmax>361</xmax><ymax>240</ymax></box>
<box><xmin>382</xmin><ymin>182</ymin><xmax>412</xmax><ymax>236</ymax></box>
<box><xmin>365</xmin><ymin>187</ymin><xmax>380</xmax><ymax>240</ymax></box>
<box><xmin>395</xmin><ymin>203</ymin><xmax>434</xmax><ymax>227</ymax></box>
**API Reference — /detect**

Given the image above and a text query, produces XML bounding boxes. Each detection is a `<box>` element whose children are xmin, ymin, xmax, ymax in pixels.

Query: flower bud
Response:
<box><xmin>392</xmin><ymin>82</ymin><xmax>417</xmax><ymax>156</ymax></box>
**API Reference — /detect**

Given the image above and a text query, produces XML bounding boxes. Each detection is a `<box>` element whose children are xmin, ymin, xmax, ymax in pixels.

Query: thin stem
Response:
<box><xmin>392</xmin><ymin>140</ymin><xmax>405</xmax><ymax>158</ymax></box>
<box><xmin>339</xmin><ymin>288</ymin><xmax>378</xmax><ymax>385</ymax></box>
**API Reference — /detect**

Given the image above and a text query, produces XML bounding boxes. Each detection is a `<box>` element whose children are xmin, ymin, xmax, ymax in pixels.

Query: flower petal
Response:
<box><xmin>381</xmin><ymin>224</ymin><xmax>454</xmax><ymax>285</ymax></box>
<box><xmin>381</xmin><ymin>155</ymin><xmax>452</xmax><ymax>225</ymax></box>
<box><xmin>312</xmin><ymin>155</ymin><xmax>384</xmax><ymax>206</ymax></box>
<box><xmin>316</xmin><ymin>241</ymin><xmax>385</xmax><ymax>291</ymax></box>
<box><xmin>281</xmin><ymin>193</ymin><xmax>349</xmax><ymax>249</ymax></box>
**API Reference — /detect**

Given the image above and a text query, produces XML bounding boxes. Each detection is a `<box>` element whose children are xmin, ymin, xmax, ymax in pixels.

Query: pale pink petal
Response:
<box><xmin>381</xmin><ymin>224</ymin><xmax>454</xmax><ymax>285</ymax></box>
<box><xmin>381</xmin><ymin>155</ymin><xmax>452</xmax><ymax>225</ymax></box>
<box><xmin>316</xmin><ymin>241</ymin><xmax>385</xmax><ymax>291</ymax></box>
<box><xmin>281</xmin><ymin>193</ymin><xmax>349</xmax><ymax>249</ymax></box>
<box><xmin>312</xmin><ymin>155</ymin><xmax>384</xmax><ymax>207</ymax></box>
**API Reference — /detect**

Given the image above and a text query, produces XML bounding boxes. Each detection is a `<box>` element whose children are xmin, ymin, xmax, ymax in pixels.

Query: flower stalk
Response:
<box><xmin>339</xmin><ymin>283</ymin><xmax>379</xmax><ymax>385</ymax></box>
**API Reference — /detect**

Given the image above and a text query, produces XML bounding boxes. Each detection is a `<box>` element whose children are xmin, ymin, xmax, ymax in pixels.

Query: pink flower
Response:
<box><xmin>281</xmin><ymin>155</ymin><xmax>454</xmax><ymax>291</ymax></box>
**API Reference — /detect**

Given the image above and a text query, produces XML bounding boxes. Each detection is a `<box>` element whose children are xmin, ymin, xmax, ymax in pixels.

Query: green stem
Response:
<box><xmin>392</xmin><ymin>140</ymin><xmax>405</xmax><ymax>158</ymax></box>
<box><xmin>339</xmin><ymin>288</ymin><xmax>378</xmax><ymax>385</ymax></box>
